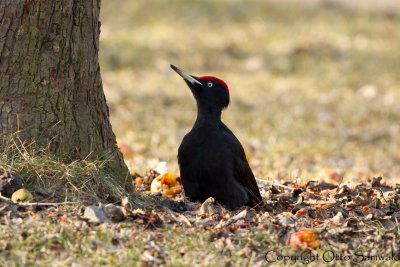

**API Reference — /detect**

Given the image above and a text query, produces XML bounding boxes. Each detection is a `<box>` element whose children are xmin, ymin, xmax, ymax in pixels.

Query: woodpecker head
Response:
<box><xmin>171</xmin><ymin>64</ymin><xmax>230</xmax><ymax>110</ymax></box>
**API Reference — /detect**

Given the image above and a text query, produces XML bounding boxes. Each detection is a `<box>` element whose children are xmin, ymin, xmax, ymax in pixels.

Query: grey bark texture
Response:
<box><xmin>0</xmin><ymin>0</ymin><xmax>129</xmax><ymax>181</ymax></box>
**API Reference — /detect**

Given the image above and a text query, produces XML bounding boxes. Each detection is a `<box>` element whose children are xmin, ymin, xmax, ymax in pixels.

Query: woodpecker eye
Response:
<box><xmin>207</xmin><ymin>82</ymin><xmax>213</xmax><ymax>87</ymax></box>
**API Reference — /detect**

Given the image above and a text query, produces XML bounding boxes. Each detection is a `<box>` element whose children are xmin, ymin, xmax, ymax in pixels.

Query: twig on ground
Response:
<box><xmin>0</xmin><ymin>194</ymin><xmax>77</xmax><ymax>206</ymax></box>
<box><xmin>255</xmin><ymin>178</ymin><xmax>336</xmax><ymax>201</ymax></box>
<box><xmin>255</xmin><ymin>178</ymin><xmax>294</xmax><ymax>191</ymax></box>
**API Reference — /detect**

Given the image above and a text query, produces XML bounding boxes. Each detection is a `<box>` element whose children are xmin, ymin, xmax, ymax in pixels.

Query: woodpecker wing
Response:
<box><xmin>233</xmin><ymin>156</ymin><xmax>263</xmax><ymax>204</ymax></box>
<box><xmin>221</xmin><ymin>126</ymin><xmax>263</xmax><ymax>205</ymax></box>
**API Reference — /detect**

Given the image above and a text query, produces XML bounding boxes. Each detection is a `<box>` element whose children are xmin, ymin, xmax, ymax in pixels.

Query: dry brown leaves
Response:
<box><xmin>130</xmin><ymin>168</ymin><xmax>400</xmax><ymax>255</ymax></box>
<box><xmin>1</xmin><ymin>168</ymin><xmax>399</xmax><ymax>261</ymax></box>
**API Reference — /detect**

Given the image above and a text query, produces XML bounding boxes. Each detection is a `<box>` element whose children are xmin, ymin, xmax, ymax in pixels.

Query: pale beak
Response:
<box><xmin>170</xmin><ymin>64</ymin><xmax>202</xmax><ymax>86</ymax></box>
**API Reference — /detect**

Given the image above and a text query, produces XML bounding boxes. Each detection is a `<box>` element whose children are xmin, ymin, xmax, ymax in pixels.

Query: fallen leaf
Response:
<box><xmin>325</xmin><ymin>169</ymin><xmax>343</xmax><ymax>184</ymax></box>
<box><xmin>117</xmin><ymin>141</ymin><xmax>134</xmax><ymax>158</ymax></box>
<box><xmin>133</xmin><ymin>177</ymin><xmax>144</xmax><ymax>190</ymax></box>
<box><xmin>295</xmin><ymin>208</ymin><xmax>308</xmax><ymax>217</ymax></box>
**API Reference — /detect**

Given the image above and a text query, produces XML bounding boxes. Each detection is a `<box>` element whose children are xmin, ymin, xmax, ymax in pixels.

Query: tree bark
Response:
<box><xmin>0</xmin><ymin>0</ymin><xmax>128</xmax><ymax>181</ymax></box>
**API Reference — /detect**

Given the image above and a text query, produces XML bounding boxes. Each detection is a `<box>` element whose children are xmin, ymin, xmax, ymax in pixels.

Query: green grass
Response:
<box><xmin>3</xmin><ymin>216</ymin><xmax>397</xmax><ymax>266</ymax></box>
<box><xmin>0</xmin><ymin>217</ymin><xmax>284</xmax><ymax>267</ymax></box>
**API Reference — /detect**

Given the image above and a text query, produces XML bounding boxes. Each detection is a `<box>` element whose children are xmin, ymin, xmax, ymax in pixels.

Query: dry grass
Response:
<box><xmin>0</xmin><ymin>135</ymin><xmax>147</xmax><ymax>206</ymax></box>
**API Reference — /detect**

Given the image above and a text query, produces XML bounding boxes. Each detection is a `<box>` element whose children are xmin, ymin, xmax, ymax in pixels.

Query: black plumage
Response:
<box><xmin>171</xmin><ymin>64</ymin><xmax>263</xmax><ymax>210</ymax></box>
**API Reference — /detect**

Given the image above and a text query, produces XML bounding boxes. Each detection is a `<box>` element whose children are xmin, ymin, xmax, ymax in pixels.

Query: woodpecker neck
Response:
<box><xmin>196</xmin><ymin>105</ymin><xmax>222</xmax><ymax>124</ymax></box>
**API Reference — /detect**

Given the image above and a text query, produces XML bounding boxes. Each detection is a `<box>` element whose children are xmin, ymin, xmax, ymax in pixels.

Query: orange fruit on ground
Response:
<box><xmin>290</xmin><ymin>229</ymin><xmax>321</xmax><ymax>250</ymax></box>
<box><xmin>150</xmin><ymin>172</ymin><xmax>182</xmax><ymax>198</ymax></box>
<box><xmin>159</xmin><ymin>172</ymin><xmax>177</xmax><ymax>186</ymax></box>
<box><xmin>163</xmin><ymin>184</ymin><xmax>182</xmax><ymax>197</ymax></box>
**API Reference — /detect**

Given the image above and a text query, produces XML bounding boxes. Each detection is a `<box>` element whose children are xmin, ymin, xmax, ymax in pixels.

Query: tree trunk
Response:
<box><xmin>0</xmin><ymin>1</ymin><xmax>128</xmax><ymax>181</ymax></box>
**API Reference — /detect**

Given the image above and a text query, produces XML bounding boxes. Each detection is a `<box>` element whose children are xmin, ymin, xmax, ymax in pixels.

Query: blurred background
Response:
<box><xmin>100</xmin><ymin>0</ymin><xmax>400</xmax><ymax>183</ymax></box>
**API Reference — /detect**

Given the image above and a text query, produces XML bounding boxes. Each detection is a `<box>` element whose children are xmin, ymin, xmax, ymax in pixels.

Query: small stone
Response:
<box><xmin>231</xmin><ymin>209</ymin><xmax>247</xmax><ymax>221</ymax></box>
<box><xmin>332</xmin><ymin>212</ymin><xmax>345</xmax><ymax>224</ymax></box>
<box><xmin>103</xmin><ymin>204</ymin><xmax>126</xmax><ymax>223</ymax></box>
<box><xmin>194</xmin><ymin>217</ymin><xmax>216</xmax><ymax>228</ymax></box>
<box><xmin>278</xmin><ymin>213</ymin><xmax>297</xmax><ymax>227</ymax></box>
<box><xmin>83</xmin><ymin>206</ymin><xmax>111</xmax><ymax>224</ymax></box>
<box><xmin>198</xmin><ymin>197</ymin><xmax>222</xmax><ymax>216</ymax></box>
